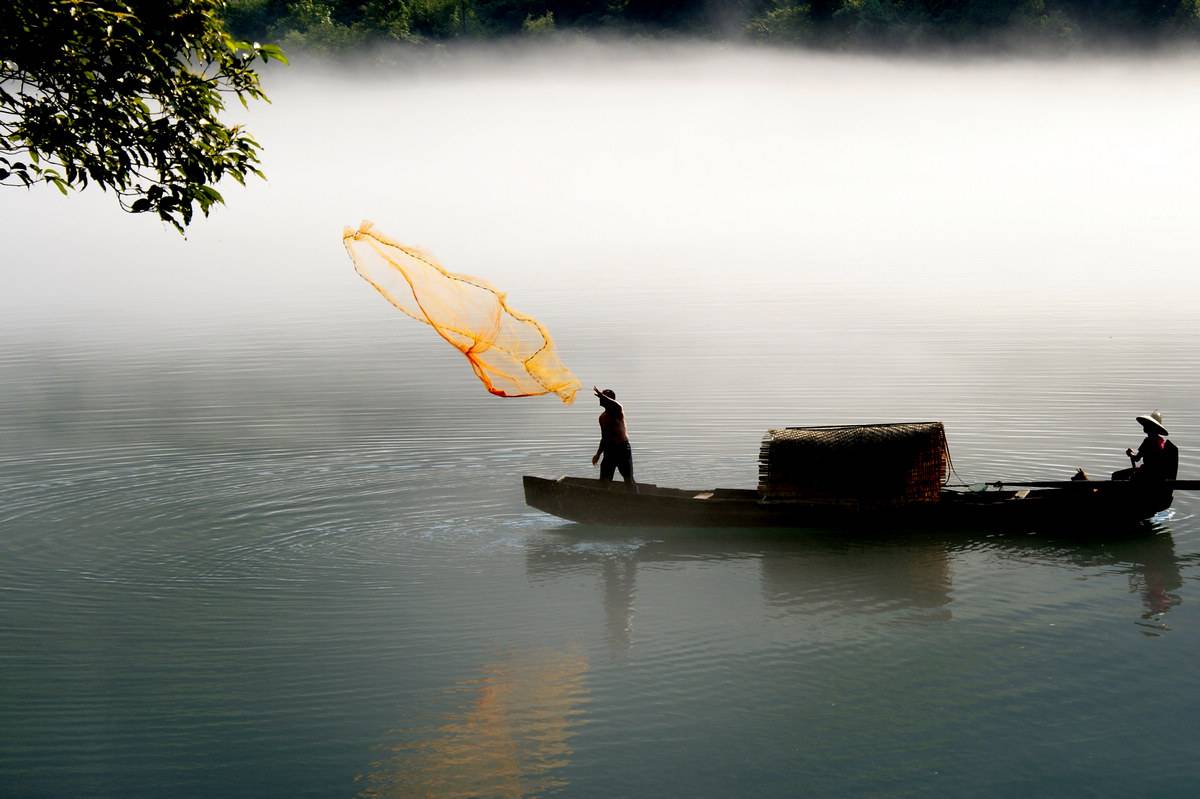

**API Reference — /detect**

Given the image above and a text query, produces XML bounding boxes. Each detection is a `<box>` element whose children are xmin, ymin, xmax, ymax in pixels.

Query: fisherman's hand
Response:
<box><xmin>593</xmin><ymin>386</ymin><xmax>602</xmax><ymax>398</ymax></box>
<box><xmin>1126</xmin><ymin>448</ymin><xmax>1135</xmax><ymax>458</ymax></box>
<box><xmin>592</xmin><ymin>453</ymin><xmax>600</xmax><ymax>466</ymax></box>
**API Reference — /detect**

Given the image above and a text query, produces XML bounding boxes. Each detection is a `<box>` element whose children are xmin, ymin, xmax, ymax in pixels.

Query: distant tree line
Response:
<box><xmin>225</xmin><ymin>0</ymin><xmax>1200</xmax><ymax>50</ymax></box>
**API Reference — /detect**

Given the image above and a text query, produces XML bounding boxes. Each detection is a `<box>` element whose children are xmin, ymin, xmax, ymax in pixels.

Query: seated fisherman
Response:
<box><xmin>592</xmin><ymin>386</ymin><xmax>636</xmax><ymax>490</ymax></box>
<box><xmin>1113</xmin><ymin>411</ymin><xmax>1178</xmax><ymax>481</ymax></box>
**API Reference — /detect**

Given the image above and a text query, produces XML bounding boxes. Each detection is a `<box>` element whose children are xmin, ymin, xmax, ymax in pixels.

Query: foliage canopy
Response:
<box><xmin>1</xmin><ymin>0</ymin><xmax>285</xmax><ymax>233</ymax></box>
<box><xmin>225</xmin><ymin>0</ymin><xmax>1200</xmax><ymax>50</ymax></box>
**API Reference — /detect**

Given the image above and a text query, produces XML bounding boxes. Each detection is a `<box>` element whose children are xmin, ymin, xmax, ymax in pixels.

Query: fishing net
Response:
<box><xmin>343</xmin><ymin>221</ymin><xmax>580</xmax><ymax>404</ymax></box>
<box><xmin>759</xmin><ymin>423</ymin><xmax>948</xmax><ymax>505</ymax></box>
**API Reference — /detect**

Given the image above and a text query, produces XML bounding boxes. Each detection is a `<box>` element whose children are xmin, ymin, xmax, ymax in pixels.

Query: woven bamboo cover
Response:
<box><xmin>758</xmin><ymin>423</ymin><xmax>947</xmax><ymax>505</ymax></box>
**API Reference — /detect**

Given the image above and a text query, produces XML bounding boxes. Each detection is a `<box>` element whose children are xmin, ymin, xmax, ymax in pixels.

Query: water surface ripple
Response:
<box><xmin>6</xmin><ymin>48</ymin><xmax>1200</xmax><ymax>799</ymax></box>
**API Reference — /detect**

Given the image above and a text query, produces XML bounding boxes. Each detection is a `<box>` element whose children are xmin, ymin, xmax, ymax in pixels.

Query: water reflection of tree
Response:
<box><xmin>356</xmin><ymin>647</ymin><xmax>588</xmax><ymax>799</ymax></box>
<box><xmin>524</xmin><ymin>525</ymin><xmax>1188</xmax><ymax>647</ymax></box>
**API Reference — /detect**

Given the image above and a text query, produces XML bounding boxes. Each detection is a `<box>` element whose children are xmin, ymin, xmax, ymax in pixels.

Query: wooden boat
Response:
<box><xmin>522</xmin><ymin>475</ymin><xmax>1184</xmax><ymax>531</ymax></box>
<box><xmin>524</xmin><ymin>421</ymin><xmax>1188</xmax><ymax>531</ymax></box>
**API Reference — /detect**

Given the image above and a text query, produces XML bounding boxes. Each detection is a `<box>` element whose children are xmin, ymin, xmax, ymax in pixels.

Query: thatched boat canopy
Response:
<box><xmin>758</xmin><ymin>422</ymin><xmax>948</xmax><ymax>505</ymax></box>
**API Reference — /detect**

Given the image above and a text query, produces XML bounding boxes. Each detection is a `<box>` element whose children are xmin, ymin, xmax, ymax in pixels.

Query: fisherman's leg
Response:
<box><xmin>600</xmin><ymin>457</ymin><xmax>616</xmax><ymax>481</ymax></box>
<box><xmin>617</xmin><ymin>445</ymin><xmax>638</xmax><ymax>493</ymax></box>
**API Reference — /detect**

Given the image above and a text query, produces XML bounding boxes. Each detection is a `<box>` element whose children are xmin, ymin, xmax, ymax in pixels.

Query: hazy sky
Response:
<box><xmin>4</xmin><ymin>43</ymin><xmax>1200</xmax><ymax>337</ymax></box>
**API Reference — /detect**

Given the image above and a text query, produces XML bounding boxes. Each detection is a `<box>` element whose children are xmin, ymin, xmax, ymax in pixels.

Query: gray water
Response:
<box><xmin>4</xmin><ymin>45</ymin><xmax>1200</xmax><ymax>797</ymax></box>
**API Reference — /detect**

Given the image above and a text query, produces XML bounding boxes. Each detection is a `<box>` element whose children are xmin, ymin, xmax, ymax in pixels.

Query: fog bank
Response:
<box><xmin>4</xmin><ymin>44</ymin><xmax>1200</xmax><ymax>339</ymax></box>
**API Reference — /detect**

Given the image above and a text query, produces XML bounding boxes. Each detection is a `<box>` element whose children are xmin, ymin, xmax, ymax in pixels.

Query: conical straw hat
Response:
<box><xmin>1135</xmin><ymin>410</ymin><xmax>1168</xmax><ymax>436</ymax></box>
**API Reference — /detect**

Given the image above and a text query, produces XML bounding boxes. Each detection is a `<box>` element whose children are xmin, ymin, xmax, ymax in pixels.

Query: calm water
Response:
<box><xmin>5</xmin><ymin>45</ymin><xmax>1200</xmax><ymax>797</ymax></box>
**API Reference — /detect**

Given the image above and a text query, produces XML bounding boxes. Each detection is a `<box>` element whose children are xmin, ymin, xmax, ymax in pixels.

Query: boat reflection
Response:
<box><xmin>356</xmin><ymin>647</ymin><xmax>588</xmax><ymax>799</ymax></box>
<box><xmin>524</xmin><ymin>523</ymin><xmax>1187</xmax><ymax>650</ymax></box>
<box><xmin>759</xmin><ymin>536</ymin><xmax>954</xmax><ymax>622</ymax></box>
<box><xmin>982</xmin><ymin>526</ymin><xmax>1186</xmax><ymax>633</ymax></box>
<box><xmin>1134</xmin><ymin>539</ymin><xmax>1185</xmax><ymax>619</ymax></box>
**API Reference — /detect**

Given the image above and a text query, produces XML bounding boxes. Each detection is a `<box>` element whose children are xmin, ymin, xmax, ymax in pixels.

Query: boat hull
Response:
<box><xmin>523</xmin><ymin>476</ymin><xmax>1174</xmax><ymax>531</ymax></box>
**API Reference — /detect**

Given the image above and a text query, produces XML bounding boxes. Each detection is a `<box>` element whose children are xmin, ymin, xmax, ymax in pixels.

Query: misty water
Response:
<box><xmin>5</xmin><ymin>44</ymin><xmax>1200</xmax><ymax>797</ymax></box>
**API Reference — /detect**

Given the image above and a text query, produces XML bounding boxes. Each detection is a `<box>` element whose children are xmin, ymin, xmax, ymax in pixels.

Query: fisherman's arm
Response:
<box><xmin>592</xmin><ymin>386</ymin><xmax>623</xmax><ymax>415</ymax></box>
<box><xmin>1128</xmin><ymin>435</ymin><xmax>1157</xmax><ymax>464</ymax></box>
<box><xmin>593</xmin><ymin>439</ymin><xmax>605</xmax><ymax>466</ymax></box>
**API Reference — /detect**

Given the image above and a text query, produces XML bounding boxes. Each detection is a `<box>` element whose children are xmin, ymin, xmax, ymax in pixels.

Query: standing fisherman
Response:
<box><xmin>592</xmin><ymin>387</ymin><xmax>637</xmax><ymax>491</ymax></box>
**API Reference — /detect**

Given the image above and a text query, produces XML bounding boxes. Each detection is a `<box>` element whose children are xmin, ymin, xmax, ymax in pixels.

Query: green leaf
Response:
<box><xmin>1</xmin><ymin>0</ymin><xmax>279</xmax><ymax>233</ymax></box>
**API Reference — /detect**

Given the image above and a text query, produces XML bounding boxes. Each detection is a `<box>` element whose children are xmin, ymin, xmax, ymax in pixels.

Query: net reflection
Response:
<box><xmin>357</xmin><ymin>647</ymin><xmax>588</xmax><ymax>799</ymax></box>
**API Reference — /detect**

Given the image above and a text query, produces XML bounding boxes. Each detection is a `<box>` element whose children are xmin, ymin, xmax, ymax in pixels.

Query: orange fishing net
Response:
<box><xmin>343</xmin><ymin>221</ymin><xmax>580</xmax><ymax>404</ymax></box>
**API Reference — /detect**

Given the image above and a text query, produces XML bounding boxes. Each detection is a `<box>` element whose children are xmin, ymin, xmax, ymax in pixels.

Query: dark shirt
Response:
<box><xmin>1137</xmin><ymin>434</ymin><xmax>1164</xmax><ymax>457</ymax></box>
<box><xmin>1136</xmin><ymin>435</ymin><xmax>1176</xmax><ymax>480</ymax></box>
